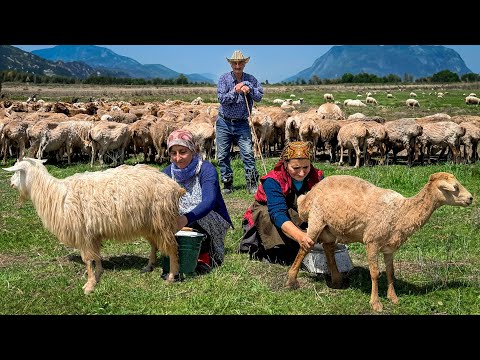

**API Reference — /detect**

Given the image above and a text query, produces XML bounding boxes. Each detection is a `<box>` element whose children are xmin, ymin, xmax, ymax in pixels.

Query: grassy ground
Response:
<box><xmin>1</xmin><ymin>83</ymin><xmax>479</xmax><ymax>315</ymax></box>
<box><xmin>1</xmin><ymin>156</ymin><xmax>479</xmax><ymax>315</ymax></box>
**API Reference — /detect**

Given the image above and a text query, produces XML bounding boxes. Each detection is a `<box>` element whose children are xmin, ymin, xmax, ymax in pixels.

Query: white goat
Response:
<box><xmin>3</xmin><ymin>158</ymin><xmax>186</xmax><ymax>294</ymax></box>
<box><xmin>288</xmin><ymin>172</ymin><xmax>473</xmax><ymax>312</ymax></box>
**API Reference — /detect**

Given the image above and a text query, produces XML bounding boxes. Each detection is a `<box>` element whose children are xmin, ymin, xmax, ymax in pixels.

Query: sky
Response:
<box><xmin>13</xmin><ymin>45</ymin><xmax>480</xmax><ymax>84</ymax></box>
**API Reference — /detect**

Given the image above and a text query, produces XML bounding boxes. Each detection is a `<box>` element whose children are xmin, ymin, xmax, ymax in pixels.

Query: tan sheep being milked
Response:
<box><xmin>289</xmin><ymin>172</ymin><xmax>473</xmax><ymax>312</ymax></box>
<box><xmin>3</xmin><ymin>158</ymin><xmax>186</xmax><ymax>294</ymax></box>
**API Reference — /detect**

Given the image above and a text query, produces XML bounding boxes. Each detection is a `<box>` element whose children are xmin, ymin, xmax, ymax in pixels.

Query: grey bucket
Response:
<box><xmin>301</xmin><ymin>243</ymin><xmax>353</xmax><ymax>274</ymax></box>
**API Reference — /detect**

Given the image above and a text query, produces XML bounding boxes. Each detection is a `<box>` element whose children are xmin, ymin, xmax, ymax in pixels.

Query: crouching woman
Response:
<box><xmin>162</xmin><ymin>129</ymin><xmax>233</xmax><ymax>274</ymax></box>
<box><xmin>239</xmin><ymin>141</ymin><xmax>324</xmax><ymax>265</ymax></box>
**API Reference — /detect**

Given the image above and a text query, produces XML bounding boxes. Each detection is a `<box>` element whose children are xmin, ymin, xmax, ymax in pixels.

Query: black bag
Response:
<box><xmin>238</xmin><ymin>218</ymin><xmax>265</xmax><ymax>260</ymax></box>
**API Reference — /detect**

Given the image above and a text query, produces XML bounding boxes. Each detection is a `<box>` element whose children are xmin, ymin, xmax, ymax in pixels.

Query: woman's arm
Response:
<box><xmin>264</xmin><ymin>178</ymin><xmax>314</xmax><ymax>252</ymax></box>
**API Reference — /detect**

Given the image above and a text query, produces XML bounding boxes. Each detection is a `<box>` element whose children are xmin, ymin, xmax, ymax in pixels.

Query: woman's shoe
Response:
<box><xmin>195</xmin><ymin>262</ymin><xmax>211</xmax><ymax>275</ymax></box>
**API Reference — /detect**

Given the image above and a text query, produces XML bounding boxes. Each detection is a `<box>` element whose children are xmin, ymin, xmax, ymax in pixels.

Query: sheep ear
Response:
<box><xmin>438</xmin><ymin>180</ymin><xmax>456</xmax><ymax>192</ymax></box>
<box><xmin>3</xmin><ymin>163</ymin><xmax>24</xmax><ymax>172</ymax></box>
<box><xmin>23</xmin><ymin>157</ymin><xmax>47</xmax><ymax>165</ymax></box>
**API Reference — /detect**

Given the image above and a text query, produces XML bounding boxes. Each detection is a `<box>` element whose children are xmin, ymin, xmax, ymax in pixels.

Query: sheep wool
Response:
<box><xmin>3</xmin><ymin>158</ymin><xmax>187</xmax><ymax>294</ymax></box>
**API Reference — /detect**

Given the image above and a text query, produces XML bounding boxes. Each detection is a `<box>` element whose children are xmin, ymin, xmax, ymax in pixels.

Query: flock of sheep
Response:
<box><xmin>1</xmin><ymin>90</ymin><xmax>478</xmax><ymax>311</ymax></box>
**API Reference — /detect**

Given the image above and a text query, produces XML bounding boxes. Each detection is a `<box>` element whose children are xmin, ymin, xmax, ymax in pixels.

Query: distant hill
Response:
<box><xmin>284</xmin><ymin>45</ymin><xmax>473</xmax><ymax>83</ymax></box>
<box><xmin>31</xmin><ymin>45</ymin><xmax>214</xmax><ymax>83</ymax></box>
<box><xmin>0</xmin><ymin>45</ymin><xmax>126</xmax><ymax>79</ymax></box>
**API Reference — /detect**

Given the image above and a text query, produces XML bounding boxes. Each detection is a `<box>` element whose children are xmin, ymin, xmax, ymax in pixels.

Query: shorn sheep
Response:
<box><xmin>3</xmin><ymin>158</ymin><xmax>186</xmax><ymax>294</ymax></box>
<box><xmin>287</xmin><ymin>172</ymin><xmax>473</xmax><ymax>312</ymax></box>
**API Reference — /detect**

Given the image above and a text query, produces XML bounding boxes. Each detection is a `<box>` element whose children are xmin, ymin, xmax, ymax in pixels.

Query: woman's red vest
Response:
<box><xmin>243</xmin><ymin>160</ymin><xmax>324</xmax><ymax>226</ymax></box>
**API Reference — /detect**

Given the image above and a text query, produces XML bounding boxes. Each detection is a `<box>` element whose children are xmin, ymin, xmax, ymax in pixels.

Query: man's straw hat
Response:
<box><xmin>226</xmin><ymin>50</ymin><xmax>250</xmax><ymax>64</ymax></box>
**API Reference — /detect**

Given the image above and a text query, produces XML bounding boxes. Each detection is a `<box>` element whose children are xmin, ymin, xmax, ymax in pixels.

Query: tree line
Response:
<box><xmin>1</xmin><ymin>69</ymin><xmax>479</xmax><ymax>87</ymax></box>
<box><xmin>0</xmin><ymin>71</ymin><xmax>211</xmax><ymax>86</ymax></box>
<box><xmin>276</xmin><ymin>69</ymin><xmax>480</xmax><ymax>86</ymax></box>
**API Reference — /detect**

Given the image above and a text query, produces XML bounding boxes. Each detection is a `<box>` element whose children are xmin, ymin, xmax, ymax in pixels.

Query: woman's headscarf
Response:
<box><xmin>281</xmin><ymin>141</ymin><xmax>314</xmax><ymax>161</ymax></box>
<box><xmin>167</xmin><ymin>129</ymin><xmax>197</xmax><ymax>152</ymax></box>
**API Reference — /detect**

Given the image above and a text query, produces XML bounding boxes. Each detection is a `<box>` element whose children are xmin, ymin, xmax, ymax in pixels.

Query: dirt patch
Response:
<box><xmin>0</xmin><ymin>254</ymin><xmax>29</xmax><ymax>268</ymax></box>
<box><xmin>224</xmin><ymin>196</ymin><xmax>251</xmax><ymax>218</ymax></box>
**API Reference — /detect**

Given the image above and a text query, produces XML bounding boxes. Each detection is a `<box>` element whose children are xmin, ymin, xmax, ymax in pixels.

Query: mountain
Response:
<box><xmin>31</xmin><ymin>45</ymin><xmax>214</xmax><ymax>83</ymax></box>
<box><xmin>284</xmin><ymin>45</ymin><xmax>473</xmax><ymax>82</ymax></box>
<box><xmin>0</xmin><ymin>45</ymin><xmax>126</xmax><ymax>78</ymax></box>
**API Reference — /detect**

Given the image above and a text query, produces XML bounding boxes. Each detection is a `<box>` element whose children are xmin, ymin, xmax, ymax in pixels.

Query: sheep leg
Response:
<box><xmin>164</xmin><ymin>244</ymin><xmax>180</xmax><ymax>283</ymax></box>
<box><xmin>94</xmin><ymin>258</ymin><xmax>104</xmax><ymax>283</ymax></box>
<box><xmin>366</xmin><ymin>242</ymin><xmax>383</xmax><ymax>312</ymax></box>
<box><xmin>338</xmin><ymin>144</ymin><xmax>345</xmax><ymax>165</ymax></box>
<box><xmin>90</xmin><ymin>143</ymin><xmax>97</xmax><ymax>167</ymax></box>
<box><xmin>354</xmin><ymin>144</ymin><xmax>361</xmax><ymax>168</ymax></box>
<box><xmin>323</xmin><ymin>242</ymin><xmax>342</xmax><ymax>288</ymax></box>
<box><xmin>286</xmin><ymin>248</ymin><xmax>309</xmax><ymax>289</ymax></box>
<box><xmin>82</xmin><ymin>259</ymin><xmax>97</xmax><ymax>295</ymax></box>
<box><xmin>286</xmin><ymin>221</ymin><xmax>326</xmax><ymax>289</ymax></box>
<box><xmin>141</xmin><ymin>238</ymin><xmax>158</xmax><ymax>273</ymax></box>
<box><xmin>2</xmin><ymin>140</ymin><xmax>8</xmax><ymax>165</ymax></box>
<box><xmin>383</xmin><ymin>252</ymin><xmax>398</xmax><ymax>305</ymax></box>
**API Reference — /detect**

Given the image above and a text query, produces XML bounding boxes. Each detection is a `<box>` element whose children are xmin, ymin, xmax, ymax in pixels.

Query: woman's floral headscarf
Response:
<box><xmin>281</xmin><ymin>141</ymin><xmax>314</xmax><ymax>161</ymax></box>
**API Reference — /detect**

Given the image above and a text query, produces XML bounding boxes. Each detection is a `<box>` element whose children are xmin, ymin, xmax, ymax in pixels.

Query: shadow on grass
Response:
<box><xmin>309</xmin><ymin>265</ymin><xmax>470</xmax><ymax>296</ymax></box>
<box><xmin>67</xmin><ymin>254</ymin><xmax>159</xmax><ymax>271</ymax></box>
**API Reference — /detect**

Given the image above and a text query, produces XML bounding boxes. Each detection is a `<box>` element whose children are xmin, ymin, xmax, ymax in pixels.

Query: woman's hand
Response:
<box><xmin>298</xmin><ymin>234</ymin><xmax>315</xmax><ymax>252</ymax></box>
<box><xmin>281</xmin><ymin>220</ymin><xmax>315</xmax><ymax>252</ymax></box>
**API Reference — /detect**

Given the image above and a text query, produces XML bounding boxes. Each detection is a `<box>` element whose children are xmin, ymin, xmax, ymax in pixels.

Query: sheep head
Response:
<box><xmin>429</xmin><ymin>172</ymin><xmax>473</xmax><ymax>207</ymax></box>
<box><xmin>3</xmin><ymin>158</ymin><xmax>47</xmax><ymax>203</ymax></box>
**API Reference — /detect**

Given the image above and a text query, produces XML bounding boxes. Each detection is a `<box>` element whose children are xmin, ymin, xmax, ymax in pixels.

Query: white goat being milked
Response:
<box><xmin>3</xmin><ymin>158</ymin><xmax>186</xmax><ymax>294</ymax></box>
<box><xmin>287</xmin><ymin>172</ymin><xmax>473</xmax><ymax>312</ymax></box>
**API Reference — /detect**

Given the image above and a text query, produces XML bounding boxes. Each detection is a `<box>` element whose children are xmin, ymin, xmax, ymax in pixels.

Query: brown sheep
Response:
<box><xmin>287</xmin><ymin>172</ymin><xmax>473</xmax><ymax>312</ymax></box>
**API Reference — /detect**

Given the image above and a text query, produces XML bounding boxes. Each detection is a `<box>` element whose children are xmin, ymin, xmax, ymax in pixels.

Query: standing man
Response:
<box><xmin>216</xmin><ymin>50</ymin><xmax>264</xmax><ymax>194</ymax></box>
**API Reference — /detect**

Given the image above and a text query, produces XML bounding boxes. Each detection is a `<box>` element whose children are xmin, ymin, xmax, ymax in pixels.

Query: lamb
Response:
<box><xmin>3</xmin><ymin>158</ymin><xmax>187</xmax><ymax>294</ymax></box>
<box><xmin>287</xmin><ymin>172</ymin><xmax>473</xmax><ymax>312</ymax></box>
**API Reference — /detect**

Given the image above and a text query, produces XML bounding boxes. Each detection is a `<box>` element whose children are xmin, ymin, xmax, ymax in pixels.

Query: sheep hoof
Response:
<box><xmin>82</xmin><ymin>282</ymin><xmax>95</xmax><ymax>295</ymax></box>
<box><xmin>371</xmin><ymin>301</ymin><xmax>383</xmax><ymax>312</ymax></box>
<box><xmin>388</xmin><ymin>295</ymin><xmax>399</xmax><ymax>304</ymax></box>
<box><xmin>285</xmin><ymin>279</ymin><xmax>300</xmax><ymax>289</ymax></box>
<box><xmin>141</xmin><ymin>264</ymin><xmax>154</xmax><ymax>273</ymax></box>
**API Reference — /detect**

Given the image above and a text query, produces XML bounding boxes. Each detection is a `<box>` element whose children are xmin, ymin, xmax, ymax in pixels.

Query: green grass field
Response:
<box><xmin>1</xmin><ymin>84</ymin><xmax>479</xmax><ymax>314</ymax></box>
<box><xmin>1</xmin><ymin>157</ymin><xmax>478</xmax><ymax>315</ymax></box>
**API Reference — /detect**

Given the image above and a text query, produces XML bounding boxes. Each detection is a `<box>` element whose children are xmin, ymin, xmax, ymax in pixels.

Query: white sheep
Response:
<box><xmin>465</xmin><ymin>96</ymin><xmax>480</xmax><ymax>105</ymax></box>
<box><xmin>292</xmin><ymin>98</ymin><xmax>304</xmax><ymax>105</ymax></box>
<box><xmin>345</xmin><ymin>99</ymin><xmax>367</xmax><ymax>107</ymax></box>
<box><xmin>288</xmin><ymin>172</ymin><xmax>473</xmax><ymax>312</ymax></box>
<box><xmin>323</xmin><ymin>93</ymin><xmax>334</xmax><ymax>102</ymax></box>
<box><xmin>409</xmin><ymin>92</ymin><xmax>417</xmax><ymax>98</ymax></box>
<box><xmin>406</xmin><ymin>98</ymin><xmax>420</xmax><ymax>108</ymax></box>
<box><xmin>3</xmin><ymin>158</ymin><xmax>187</xmax><ymax>294</ymax></box>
